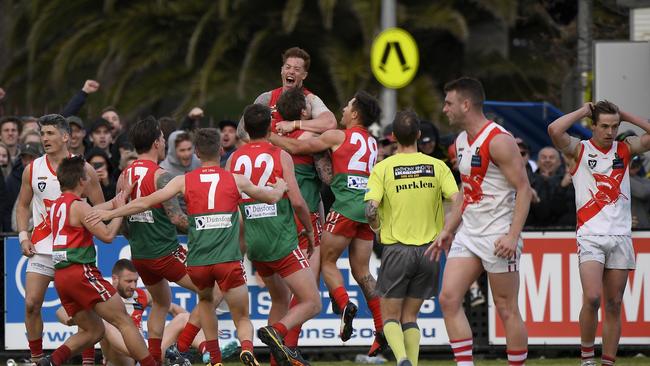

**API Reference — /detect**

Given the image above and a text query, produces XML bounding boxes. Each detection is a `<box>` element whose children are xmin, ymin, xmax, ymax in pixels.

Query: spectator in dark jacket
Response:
<box><xmin>527</xmin><ymin>146</ymin><xmax>573</xmax><ymax>227</ymax></box>
<box><xmin>629</xmin><ymin>155</ymin><xmax>650</xmax><ymax>229</ymax></box>
<box><xmin>4</xmin><ymin>143</ymin><xmax>43</xmax><ymax>231</ymax></box>
<box><xmin>85</xmin><ymin>148</ymin><xmax>117</xmax><ymax>201</ymax></box>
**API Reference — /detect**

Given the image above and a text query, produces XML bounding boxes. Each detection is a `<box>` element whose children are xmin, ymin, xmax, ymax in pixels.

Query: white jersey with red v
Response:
<box><xmin>30</xmin><ymin>155</ymin><xmax>66</xmax><ymax>254</ymax></box>
<box><xmin>123</xmin><ymin>288</ymin><xmax>149</xmax><ymax>332</ymax></box>
<box><xmin>455</xmin><ymin>122</ymin><xmax>516</xmax><ymax>236</ymax></box>
<box><xmin>572</xmin><ymin>140</ymin><xmax>631</xmax><ymax>236</ymax></box>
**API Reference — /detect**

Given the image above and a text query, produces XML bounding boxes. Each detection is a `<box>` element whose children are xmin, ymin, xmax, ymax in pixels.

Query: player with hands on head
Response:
<box><xmin>548</xmin><ymin>100</ymin><xmax>650</xmax><ymax>366</ymax></box>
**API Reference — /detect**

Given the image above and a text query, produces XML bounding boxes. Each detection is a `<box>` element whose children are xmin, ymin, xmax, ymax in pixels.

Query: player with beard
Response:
<box><xmin>56</xmin><ymin>259</ymin><xmax>209</xmax><ymax>366</ymax></box>
<box><xmin>427</xmin><ymin>77</ymin><xmax>531</xmax><ymax>366</ymax></box>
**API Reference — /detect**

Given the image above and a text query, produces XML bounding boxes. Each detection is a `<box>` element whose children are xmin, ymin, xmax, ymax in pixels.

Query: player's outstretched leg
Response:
<box><xmin>320</xmin><ymin>231</ymin><xmax>356</xmax><ymax>341</ymax></box>
<box><xmin>95</xmin><ymin>295</ymin><xmax>159</xmax><ymax>366</ymax></box>
<box><xmin>349</xmin><ymin>237</ymin><xmax>384</xmax><ymax>355</ymax></box>
<box><xmin>37</xmin><ymin>310</ymin><xmax>105</xmax><ymax>366</ymax></box>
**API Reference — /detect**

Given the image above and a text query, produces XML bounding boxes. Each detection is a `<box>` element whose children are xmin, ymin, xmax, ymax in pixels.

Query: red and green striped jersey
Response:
<box><xmin>123</xmin><ymin>159</ymin><xmax>179</xmax><ymax>259</ymax></box>
<box><xmin>330</xmin><ymin>126</ymin><xmax>378</xmax><ymax>223</ymax></box>
<box><xmin>269</xmin><ymin>87</ymin><xmax>322</xmax><ymax>212</ymax></box>
<box><xmin>230</xmin><ymin>142</ymin><xmax>298</xmax><ymax>262</ymax></box>
<box><xmin>269</xmin><ymin>86</ymin><xmax>311</xmax><ymax>131</ymax></box>
<box><xmin>51</xmin><ymin>192</ymin><xmax>95</xmax><ymax>269</ymax></box>
<box><xmin>291</xmin><ymin>131</ymin><xmax>322</xmax><ymax>214</ymax></box>
<box><xmin>184</xmin><ymin>165</ymin><xmax>242</xmax><ymax>266</ymax></box>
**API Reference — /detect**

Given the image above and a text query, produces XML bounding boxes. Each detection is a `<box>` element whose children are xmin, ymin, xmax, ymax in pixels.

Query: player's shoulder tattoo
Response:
<box><xmin>156</xmin><ymin>170</ymin><xmax>173</xmax><ymax>189</ymax></box>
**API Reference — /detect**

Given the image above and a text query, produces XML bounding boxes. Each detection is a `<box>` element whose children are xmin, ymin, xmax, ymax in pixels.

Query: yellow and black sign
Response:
<box><xmin>371</xmin><ymin>27</ymin><xmax>419</xmax><ymax>89</ymax></box>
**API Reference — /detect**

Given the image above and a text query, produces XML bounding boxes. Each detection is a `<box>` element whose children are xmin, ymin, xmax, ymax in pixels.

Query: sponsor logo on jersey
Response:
<box><xmin>244</xmin><ymin>203</ymin><xmax>278</xmax><ymax>219</ymax></box>
<box><xmin>37</xmin><ymin>176</ymin><xmax>48</xmax><ymax>180</ymax></box>
<box><xmin>471</xmin><ymin>154</ymin><xmax>482</xmax><ymax>167</ymax></box>
<box><xmin>395</xmin><ymin>180</ymin><xmax>435</xmax><ymax>193</ymax></box>
<box><xmin>38</xmin><ymin>181</ymin><xmax>46</xmax><ymax>192</ymax></box>
<box><xmin>195</xmin><ymin>214</ymin><xmax>232</xmax><ymax>230</ymax></box>
<box><xmin>393</xmin><ymin>164</ymin><xmax>435</xmax><ymax>179</ymax></box>
<box><xmin>128</xmin><ymin>210</ymin><xmax>155</xmax><ymax>224</ymax></box>
<box><xmin>347</xmin><ymin>175</ymin><xmax>368</xmax><ymax>190</ymax></box>
<box><xmin>588</xmin><ymin>159</ymin><xmax>597</xmax><ymax>169</ymax></box>
<box><xmin>52</xmin><ymin>251</ymin><xmax>67</xmax><ymax>265</ymax></box>
<box><xmin>612</xmin><ymin>154</ymin><xmax>624</xmax><ymax>169</ymax></box>
<box><xmin>588</xmin><ymin>154</ymin><xmax>597</xmax><ymax>158</ymax></box>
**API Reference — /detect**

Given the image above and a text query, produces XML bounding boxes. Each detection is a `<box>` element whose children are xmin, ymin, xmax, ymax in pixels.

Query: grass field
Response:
<box><xmin>215</xmin><ymin>358</ymin><xmax>649</xmax><ymax>365</ymax></box>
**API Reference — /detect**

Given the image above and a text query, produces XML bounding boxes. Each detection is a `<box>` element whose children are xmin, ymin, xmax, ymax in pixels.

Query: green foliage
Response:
<box><xmin>0</xmin><ymin>0</ymin><xmax>628</xmax><ymax>128</ymax></box>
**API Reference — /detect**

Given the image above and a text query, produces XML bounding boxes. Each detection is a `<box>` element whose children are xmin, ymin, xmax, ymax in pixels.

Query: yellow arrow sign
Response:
<box><xmin>371</xmin><ymin>28</ymin><xmax>419</xmax><ymax>89</ymax></box>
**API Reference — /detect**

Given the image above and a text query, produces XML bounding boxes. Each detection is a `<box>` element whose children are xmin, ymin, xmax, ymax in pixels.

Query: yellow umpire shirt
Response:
<box><xmin>364</xmin><ymin>152</ymin><xmax>458</xmax><ymax>245</ymax></box>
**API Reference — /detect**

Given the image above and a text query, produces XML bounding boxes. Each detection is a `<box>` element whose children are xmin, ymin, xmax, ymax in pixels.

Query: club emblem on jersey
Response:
<box><xmin>38</xmin><ymin>181</ymin><xmax>46</xmax><ymax>192</ymax></box>
<box><xmin>461</xmin><ymin>174</ymin><xmax>484</xmax><ymax>204</ymax></box>
<box><xmin>588</xmin><ymin>160</ymin><xmax>597</xmax><ymax>169</ymax></box>
<box><xmin>590</xmin><ymin>173</ymin><xmax>628</xmax><ymax>205</ymax></box>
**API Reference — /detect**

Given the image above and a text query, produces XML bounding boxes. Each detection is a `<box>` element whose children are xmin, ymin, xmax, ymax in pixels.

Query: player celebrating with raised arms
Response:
<box><xmin>40</xmin><ymin>156</ymin><xmax>156</xmax><ymax>366</ymax></box>
<box><xmin>270</xmin><ymin>91</ymin><xmax>386</xmax><ymax>355</ymax></box>
<box><xmin>87</xmin><ymin>128</ymin><xmax>288</xmax><ymax>366</ymax></box>
<box><xmin>229</xmin><ymin>104</ymin><xmax>321</xmax><ymax>366</ymax></box>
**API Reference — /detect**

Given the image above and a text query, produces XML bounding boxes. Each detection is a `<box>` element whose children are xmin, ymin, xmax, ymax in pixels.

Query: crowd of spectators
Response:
<box><xmin>3</xmin><ymin>81</ymin><xmax>650</xmax><ymax>233</ymax></box>
<box><xmin>0</xmin><ymin>82</ymin><xmax>243</xmax><ymax>232</ymax></box>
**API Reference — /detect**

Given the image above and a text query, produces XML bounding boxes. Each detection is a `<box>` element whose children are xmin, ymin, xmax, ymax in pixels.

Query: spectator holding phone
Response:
<box><xmin>86</xmin><ymin>148</ymin><xmax>116</xmax><ymax>200</ymax></box>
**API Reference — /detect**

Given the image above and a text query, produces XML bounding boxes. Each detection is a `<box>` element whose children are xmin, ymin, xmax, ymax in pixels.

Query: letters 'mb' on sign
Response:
<box><xmin>371</xmin><ymin>27</ymin><xmax>419</xmax><ymax>89</ymax></box>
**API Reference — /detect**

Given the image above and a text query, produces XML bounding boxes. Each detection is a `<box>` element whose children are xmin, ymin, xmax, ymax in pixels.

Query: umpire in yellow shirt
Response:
<box><xmin>364</xmin><ymin>111</ymin><xmax>460</xmax><ymax>366</ymax></box>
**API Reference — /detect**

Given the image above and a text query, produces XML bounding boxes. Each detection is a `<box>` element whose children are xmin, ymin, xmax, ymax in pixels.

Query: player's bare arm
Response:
<box><xmin>276</xmin><ymin>95</ymin><xmax>337</xmax><ymax>134</ymax></box>
<box><xmin>621</xmin><ymin>110</ymin><xmax>650</xmax><ymax>154</ymax></box>
<box><xmin>76</xmin><ymin>199</ymin><xmax>123</xmax><ymax>243</ymax></box>
<box><xmin>280</xmin><ymin>150</ymin><xmax>315</xmax><ymax>255</ymax></box>
<box><xmin>114</xmin><ymin>173</ymin><xmax>130</xmax><ymax>237</ymax></box>
<box><xmin>269</xmin><ymin>129</ymin><xmax>344</xmax><ymax>155</ymax></box>
<box><xmin>82</xmin><ymin>163</ymin><xmax>106</xmax><ymax>206</ymax></box>
<box><xmin>295</xmin><ymin>129</ymin><xmax>333</xmax><ymax>184</ymax></box>
<box><xmin>86</xmin><ymin>175</ymin><xmax>185</xmax><ymax>225</ymax></box>
<box><xmin>313</xmin><ymin>151</ymin><xmax>333</xmax><ymax>185</ymax></box>
<box><xmin>426</xmin><ymin>191</ymin><xmax>462</xmax><ymax>261</ymax></box>
<box><xmin>237</xmin><ymin>92</ymin><xmax>271</xmax><ymax>142</ymax></box>
<box><xmin>548</xmin><ymin>103</ymin><xmax>591</xmax><ymax>157</ymax></box>
<box><xmin>277</xmin><ymin>111</ymin><xmax>337</xmax><ymax>135</ymax></box>
<box><xmin>16</xmin><ymin>164</ymin><xmax>35</xmax><ymax>257</ymax></box>
<box><xmin>490</xmin><ymin>133</ymin><xmax>532</xmax><ymax>259</ymax></box>
<box><xmin>233</xmin><ymin>174</ymin><xmax>288</xmax><ymax>204</ymax></box>
<box><xmin>364</xmin><ymin>200</ymin><xmax>380</xmax><ymax>232</ymax></box>
<box><xmin>156</xmin><ymin>170</ymin><xmax>189</xmax><ymax>233</ymax></box>
<box><xmin>55</xmin><ymin>307</ymin><xmax>75</xmax><ymax>326</ymax></box>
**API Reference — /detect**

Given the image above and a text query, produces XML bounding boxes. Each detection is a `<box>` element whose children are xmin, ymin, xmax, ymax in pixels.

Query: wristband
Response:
<box><xmin>293</xmin><ymin>120</ymin><xmax>297</xmax><ymax>130</ymax></box>
<box><xmin>299</xmin><ymin>120</ymin><xmax>302</xmax><ymax>130</ymax></box>
<box><xmin>19</xmin><ymin>231</ymin><xmax>30</xmax><ymax>242</ymax></box>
